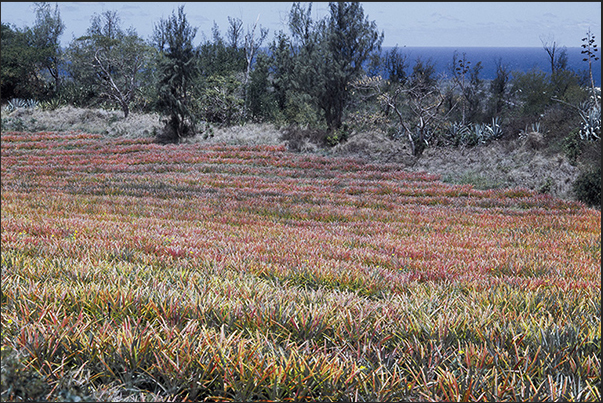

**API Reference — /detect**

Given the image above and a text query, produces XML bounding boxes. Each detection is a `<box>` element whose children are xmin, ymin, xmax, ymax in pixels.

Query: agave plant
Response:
<box><xmin>530</xmin><ymin>121</ymin><xmax>542</xmax><ymax>134</ymax></box>
<box><xmin>39</xmin><ymin>98</ymin><xmax>64</xmax><ymax>111</ymax></box>
<box><xmin>6</xmin><ymin>99</ymin><xmax>26</xmax><ymax>112</ymax></box>
<box><xmin>489</xmin><ymin>117</ymin><xmax>503</xmax><ymax>139</ymax></box>
<box><xmin>467</xmin><ymin>123</ymin><xmax>490</xmax><ymax>146</ymax></box>
<box><xmin>519</xmin><ymin>121</ymin><xmax>543</xmax><ymax>140</ymax></box>
<box><xmin>578</xmin><ymin>103</ymin><xmax>601</xmax><ymax>141</ymax></box>
<box><xmin>446</xmin><ymin>118</ymin><xmax>503</xmax><ymax>147</ymax></box>
<box><xmin>6</xmin><ymin>98</ymin><xmax>39</xmax><ymax>112</ymax></box>
<box><xmin>444</xmin><ymin>121</ymin><xmax>470</xmax><ymax>146</ymax></box>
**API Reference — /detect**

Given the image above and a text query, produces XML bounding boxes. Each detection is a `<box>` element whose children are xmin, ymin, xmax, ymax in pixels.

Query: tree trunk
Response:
<box><xmin>121</xmin><ymin>101</ymin><xmax>129</xmax><ymax>119</ymax></box>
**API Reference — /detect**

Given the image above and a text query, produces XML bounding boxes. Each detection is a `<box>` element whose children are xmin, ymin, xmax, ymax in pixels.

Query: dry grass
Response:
<box><xmin>330</xmin><ymin>130</ymin><xmax>411</xmax><ymax>163</ymax></box>
<box><xmin>191</xmin><ymin>122</ymin><xmax>287</xmax><ymax>146</ymax></box>
<box><xmin>329</xmin><ymin>131</ymin><xmax>581</xmax><ymax>200</ymax></box>
<box><xmin>410</xmin><ymin>141</ymin><xmax>580</xmax><ymax>200</ymax></box>
<box><xmin>1</xmin><ymin>106</ymin><xmax>162</xmax><ymax>138</ymax></box>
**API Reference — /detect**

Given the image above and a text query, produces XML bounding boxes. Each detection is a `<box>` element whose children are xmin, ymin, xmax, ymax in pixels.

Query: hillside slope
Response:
<box><xmin>0</xmin><ymin>105</ymin><xmax>591</xmax><ymax>201</ymax></box>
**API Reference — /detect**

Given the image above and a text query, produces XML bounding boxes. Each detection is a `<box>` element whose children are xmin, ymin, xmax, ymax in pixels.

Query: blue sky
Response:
<box><xmin>1</xmin><ymin>2</ymin><xmax>601</xmax><ymax>48</ymax></box>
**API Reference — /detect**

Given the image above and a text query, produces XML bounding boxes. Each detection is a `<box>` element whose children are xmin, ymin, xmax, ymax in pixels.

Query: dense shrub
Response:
<box><xmin>510</xmin><ymin>69</ymin><xmax>552</xmax><ymax>117</ymax></box>
<box><xmin>196</xmin><ymin>74</ymin><xmax>245</xmax><ymax>126</ymax></box>
<box><xmin>573</xmin><ymin>165</ymin><xmax>601</xmax><ymax>208</ymax></box>
<box><xmin>563</xmin><ymin>128</ymin><xmax>583</xmax><ymax>165</ymax></box>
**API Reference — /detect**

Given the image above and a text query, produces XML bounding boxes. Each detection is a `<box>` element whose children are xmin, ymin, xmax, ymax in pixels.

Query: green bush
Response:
<box><xmin>573</xmin><ymin>165</ymin><xmax>601</xmax><ymax>208</ymax></box>
<box><xmin>510</xmin><ymin>69</ymin><xmax>552</xmax><ymax>117</ymax></box>
<box><xmin>325</xmin><ymin>124</ymin><xmax>351</xmax><ymax>147</ymax></box>
<box><xmin>197</xmin><ymin>74</ymin><xmax>244</xmax><ymax>126</ymax></box>
<box><xmin>563</xmin><ymin>128</ymin><xmax>582</xmax><ymax>165</ymax></box>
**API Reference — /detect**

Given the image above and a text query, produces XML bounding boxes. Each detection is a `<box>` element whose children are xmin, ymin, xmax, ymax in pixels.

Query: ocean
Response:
<box><xmin>381</xmin><ymin>47</ymin><xmax>601</xmax><ymax>87</ymax></box>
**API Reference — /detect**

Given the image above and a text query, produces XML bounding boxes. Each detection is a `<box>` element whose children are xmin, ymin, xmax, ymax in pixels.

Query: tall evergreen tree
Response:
<box><xmin>247</xmin><ymin>51</ymin><xmax>277</xmax><ymax>122</ymax></box>
<box><xmin>283</xmin><ymin>2</ymin><xmax>383</xmax><ymax>132</ymax></box>
<box><xmin>197</xmin><ymin>20</ymin><xmax>245</xmax><ymax>78</ymax></box>
<box><xmin>268</xmin><ymin>31</ymin><xmax>296</xmax><ymax>114</ymax></box>
<box><xmin>384</xmin><ymin>46</ymin><xmax>408</xmax><ymax>85</ymax></box>
<box><xmin>319</xmin><ymin>2</ymin><xmax>383</xmax><ymax>132</ymax></box>
<box><xmin>154</xmin><ymin>5</ymin><xmax>200</xmax><ymax>142</ymax></box>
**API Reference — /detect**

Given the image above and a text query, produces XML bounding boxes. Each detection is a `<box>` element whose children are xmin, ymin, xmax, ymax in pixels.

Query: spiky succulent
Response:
<box><xmin>5</xmin><ymin>98</ymin><xmax>39</xmax><ymax>112</ymax></box>
<box><xmin>579</xmin><ymin>105</ymin><xmax>601</xmax><ymax>141</ymax></box>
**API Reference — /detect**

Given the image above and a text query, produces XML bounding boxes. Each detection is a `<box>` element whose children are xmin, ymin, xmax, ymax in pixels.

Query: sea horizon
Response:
<box><xmin>381</xmin><ymin>46</ymin><xmax>601</xmax><ymax>87</ymax></box>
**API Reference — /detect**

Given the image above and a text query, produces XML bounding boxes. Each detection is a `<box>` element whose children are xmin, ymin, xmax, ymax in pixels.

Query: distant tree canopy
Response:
<box><xmin>1</xmin><ymin>22</ymin><xmax>38</xmax><ymax>100</ymax></box>
<box><xmin>197</xmin><ymin>21</ymin><xmax>246</xmax><ymax>78</ymax></box>
<box><xmin>65</xmin><ymin>10</ymin><xmax>151</xmax><ymax>117</ymax></box>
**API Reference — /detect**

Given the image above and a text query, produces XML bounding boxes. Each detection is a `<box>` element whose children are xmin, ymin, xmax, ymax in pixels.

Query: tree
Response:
<box><xmin>268</xmin><ymin>5</ymin><xmax>322</xmax><ymax>126</ymax></box>
<box><xmin>268</xmin><ymin>31</ymin><xmax>301</xmax><ymax>120</ymax></box>
<box><xmin>487</xmin><ymin>58</ymin><xmax>510</xmax><ymax>119</ymax></box>
<box><xmin>66</xmin><ymin>10</ymin><xmax>150</xmax><ymax>117</ymax></box>
<box><xmin>288</xmin><ymin>2</ymin><xmax>315</xmax><ymax>48</ymax></box>
<box><xmin>197</xmin><ymin>21</ymin><xmax>245</xmax><ymax>78</ymax></box>
<box><xmin>383</xmin><ymin>45</ymin><xmax>408</xmax><ymax>85</ymax></box>
<box><xmin>450</xmin><ymin>51</ymin><xmax>483</xmax><ymax>124</ymax></box>
<box><xmin>1</xmin><ymin>23</ymin><xmax>42</xmax><ymax>100</ymax></box>
<box><xmin>510</xmin><ymin>69</ymin><xmax>552</xmax><ymax>117</ymax></box>
<box><xmin>243</xmin><ymin>15</ymin><xmax>269</xmax><ymax>109</ymax></box>
<box><xmin>540</xmin><ymin>35</ymin><xmax>568</xmax><ymax>75</ymax></box>
<box><xmin>319</xmin><ymin>2</ymin><xmax>384</xmax><ymax>132</ymax></box>
<box><xmin>581</xmin><ymin>28</ymin><xmax>600</xmax><ymax>110</ymax></box>
<box><xmin>540</xmin><ymin>36</ymin><xmax>581</xmax><ymax>101</ymax></box>
<box><xmin>32</xmin><ymin>2</ymin><xmax>65</xmax><ymax>94</ymax></box>
<box><xmin>226</xmin><ymin>16</ymin><xmax>243</xmax><ymax>49</ymax></box>
<box><xmin>353</xmin><ymin>57</ymin><xmax>447</xmax><ymax>156</ymax></box>
<box><xmin>246</xmin><ymin>51</ymin><xmax>277</xmax><ymax>122</ymax></box>
<box><xmin>0</xmin><ymin>3</ymin><xmax>64</xmax><ymax>101</ymax></box>
<box><xmin>197</xmin><ymin>74</ymin><xmax>245</xmax><ymax>126</ymax></box>
<box><xmin>397</xmin><ymin>58</ymin><xmax>446</xmax><ymax>155</ymax></box>
<box><xmin>274</xmin><ymin>2</ymin><xmax>382</xmax><ymax>133</ymax></box>
<box><xmin>154</xmin><ymin>5</ymin><xmax>200</xmax><ymax>142</ymax></box>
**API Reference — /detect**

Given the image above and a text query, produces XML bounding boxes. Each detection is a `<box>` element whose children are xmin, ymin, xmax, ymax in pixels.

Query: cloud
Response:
<box><xmin>430</xmin><ymin>11</ymin><xmax>465</xmax><ymax>24</ymax></box>
<box><xmin>120</xmin><ymin>4</ymin><xmax>143</xmax><ymax>11</ymax></box>
<box><xmin>1</xmin><ymin>1</ymin><xmax>599</xmax><ymax>48</ymax></box>
<box><xmin>70</xmin><ymin>2</ymin><xmax>106</xmax><ymax>4</ymax></box>
<box><xmin>189</xmin><ymin>15</ymin><xmax>211</xmax><ymax>27</ymax></box>
<box><xmin>118</xmin><ymin>4</ymin><xmax>152</xmax><ymax>19</ymax></box>
<box><xmin>60</xmin><ymin>4</ymin><xmax>82</xmax><ymax>13</ymax></box>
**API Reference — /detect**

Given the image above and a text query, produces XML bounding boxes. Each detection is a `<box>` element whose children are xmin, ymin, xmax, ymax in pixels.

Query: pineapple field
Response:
<box><xmin>1</xmin><ymin>130</ymin><xmax>600</xmax><ymax>401</ymax></box>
